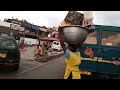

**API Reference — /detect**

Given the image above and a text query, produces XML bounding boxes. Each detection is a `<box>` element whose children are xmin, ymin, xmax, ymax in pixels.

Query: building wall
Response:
<box><xmin>0</xmin><ymin>26</ymin><xmax>11</xmax><ymax>35</ymax></box>
<box><xmin>0</xmin><ymin>21</ymin><xmax>11</xmax><ymax>27</ymax></box>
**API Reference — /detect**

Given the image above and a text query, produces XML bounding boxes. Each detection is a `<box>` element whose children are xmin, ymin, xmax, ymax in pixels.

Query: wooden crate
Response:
<box><xmin>64</xmin><ymin>11</ymin><xmax>84</xmax><ymax>25</ymax></box>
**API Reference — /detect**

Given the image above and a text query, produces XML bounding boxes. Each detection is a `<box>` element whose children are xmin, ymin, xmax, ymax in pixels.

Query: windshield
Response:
<box><xmin>53</xmin><ymin>42</ymin><xmax>59</xmax><ymax>45</ymax></box>
<box><xmin>0</xmin><ymin>39</ymin><xmax>16</xmax><ymax>49</ymax></box>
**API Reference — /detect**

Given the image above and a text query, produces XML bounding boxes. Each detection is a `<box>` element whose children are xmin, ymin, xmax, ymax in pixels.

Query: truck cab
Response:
<box><xmin>80</xmin><ymin>25</ymin><xmax>120</xmax><ymax>77</ymax></box>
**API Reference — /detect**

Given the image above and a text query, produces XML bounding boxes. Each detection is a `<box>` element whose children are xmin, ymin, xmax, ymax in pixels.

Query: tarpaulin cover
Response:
<box><xmin>31</xmin><ymin>25</ymin><xmax>38</xmax><ymax>31</ymax></box>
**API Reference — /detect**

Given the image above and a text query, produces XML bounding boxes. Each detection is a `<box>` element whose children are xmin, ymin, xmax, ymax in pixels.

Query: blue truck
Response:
<box><xmin>80</xmin><ymin>25</ymin><xmax>120</xmax><ymax>78</ymax></box>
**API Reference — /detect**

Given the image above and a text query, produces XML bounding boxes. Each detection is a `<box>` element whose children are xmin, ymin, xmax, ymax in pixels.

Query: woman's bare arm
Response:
<box><xmin>58</xmin><ymin>26</ymin><xmax>67</xmax><ymax>53</ymax></box>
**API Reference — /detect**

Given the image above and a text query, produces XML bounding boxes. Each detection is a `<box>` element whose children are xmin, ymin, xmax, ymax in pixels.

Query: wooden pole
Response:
<box><xmin>37</xmin><ymin>26</ymin><xmax>40</xmax><ymax>46</ymax></box>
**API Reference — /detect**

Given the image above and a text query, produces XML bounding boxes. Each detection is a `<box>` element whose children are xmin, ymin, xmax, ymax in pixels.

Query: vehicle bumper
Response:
<box><xmin>0</xmin><ymin>59</ymin><xmax>20</xmax><ymax>66</ymax></box>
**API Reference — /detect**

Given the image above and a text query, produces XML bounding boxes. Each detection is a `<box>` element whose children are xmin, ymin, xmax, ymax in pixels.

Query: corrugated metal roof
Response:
<box><xmin>0</xmin><ymin>26</ymin><xmax>11</xmax><ymax>34</ymax></box>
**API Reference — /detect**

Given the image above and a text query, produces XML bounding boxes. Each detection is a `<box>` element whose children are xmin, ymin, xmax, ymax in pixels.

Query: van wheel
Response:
<box><xmin>14</xmin><ymin>64</ymin><xmax>19</xmax><ymax>71</ymax></box>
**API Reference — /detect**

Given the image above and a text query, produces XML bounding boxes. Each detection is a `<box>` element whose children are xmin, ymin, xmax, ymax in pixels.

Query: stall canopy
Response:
<box><xmin>40</xmin><ymin>37</ymin><xmax>60</xmax><ymax>42</ymax></box>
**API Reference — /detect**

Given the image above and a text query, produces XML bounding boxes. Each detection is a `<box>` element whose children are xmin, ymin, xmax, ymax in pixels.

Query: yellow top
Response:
<box><xmin>64</xmin><ymin>51</ymin><xmax>81</xmax><ymax>79</ymax></box>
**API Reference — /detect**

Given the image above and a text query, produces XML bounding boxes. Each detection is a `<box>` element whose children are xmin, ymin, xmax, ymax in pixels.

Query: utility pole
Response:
<box><xmin>37</xmin><ymin>26</ymin><xmax>40</xmax><ymax>46</ymax></box>
<box><xmin>10</xmin><ymin>24</ymin><xmax>13</xmax><ymax>37</ymax></box>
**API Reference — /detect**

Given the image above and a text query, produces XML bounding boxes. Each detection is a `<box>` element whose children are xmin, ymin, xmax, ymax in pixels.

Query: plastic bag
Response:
<box><xmin>83</xmin><ymin>11</ymin><xmax>93</xmax><ymax>20</ymax></box>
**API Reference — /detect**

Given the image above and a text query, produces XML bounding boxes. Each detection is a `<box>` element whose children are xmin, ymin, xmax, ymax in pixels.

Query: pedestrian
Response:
<box><xmin>34</xmin><ymin>45</ymin><xmax>43</xmax><ymax>57</ymax></box>
<box><xmin>43</xmin><ymin>42</ymin><xmax>48</xmax><ymax>56</ymax></box>
<box><xmin>58</xmin><ymin>26</ymin><xmax>82</xmax><ymax>79</ymax></box>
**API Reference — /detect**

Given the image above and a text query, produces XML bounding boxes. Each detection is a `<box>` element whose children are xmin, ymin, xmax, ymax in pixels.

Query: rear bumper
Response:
<box><xmin>0</xmin><ymin>59</ymin><xmax>20</xmax><ymax>66</ymax></box>
<box><xmin>0</xmin><ymin>63</ymin><xmax>19</xmax><ymax>67</ymax></box>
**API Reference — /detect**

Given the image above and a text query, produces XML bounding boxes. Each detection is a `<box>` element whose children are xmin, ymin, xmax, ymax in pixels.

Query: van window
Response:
<box><xmin>53</xmin><ymin>42</ymin><xmax>56</xmax><ymax>44</ymax></box>
<box><xmin>56</xmin><ymin>42</ymin><xmax>59</xmax><ymax>45</ymax></box>
<box><xmin>84</xmin><ymin>30</ymin><xmax>97</xmax><ymax>44</ymax></box>
<box><xmin>53</xmin><ymin>41</ymin><xmax>59</xmax><ymax>45</ymax></box>
<box><xmin>101</xmin><ymin>31</ymin><xmax>120</xmax><ymax>47</ymax></box>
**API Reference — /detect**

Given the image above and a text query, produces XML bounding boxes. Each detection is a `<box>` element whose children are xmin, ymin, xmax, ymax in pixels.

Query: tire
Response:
<box><xmin>14</xmin><ymin>64</ymin><xmax>19</xmax><ymax>71</ymax></box>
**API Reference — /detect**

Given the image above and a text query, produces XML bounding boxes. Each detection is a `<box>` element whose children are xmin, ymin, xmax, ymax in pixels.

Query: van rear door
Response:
<box><xmin>80</xmin><ymin>30</ymin><xmax>99</xmax><ymax>72</ymax></box>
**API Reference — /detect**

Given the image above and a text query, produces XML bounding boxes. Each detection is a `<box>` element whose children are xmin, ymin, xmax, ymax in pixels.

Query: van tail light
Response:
<box><xmin>17</xmin><ymin>50</ymin><xmax>20</xmax><ymax>59</ymax></box>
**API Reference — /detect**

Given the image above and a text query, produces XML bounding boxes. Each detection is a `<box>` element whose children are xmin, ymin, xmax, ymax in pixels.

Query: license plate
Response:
<box><xmin>0</xmin><ymin>53</ymin><xmax>6</xmax><ymax>58</ymax></box>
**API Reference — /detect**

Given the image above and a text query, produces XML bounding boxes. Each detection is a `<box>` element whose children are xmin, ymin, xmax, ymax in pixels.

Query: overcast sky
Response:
<box><xmin>0</xmin><ymin>11</ymin><xmax>120</xmax><ymax>27</ymax></box>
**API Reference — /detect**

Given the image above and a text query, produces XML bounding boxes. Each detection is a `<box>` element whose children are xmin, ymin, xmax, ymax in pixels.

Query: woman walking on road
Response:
<box><xmin>58</xmin><ymin>27</ymin><xmax>82</xmax><ymax>79</ymax></box>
